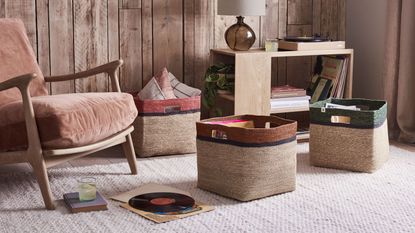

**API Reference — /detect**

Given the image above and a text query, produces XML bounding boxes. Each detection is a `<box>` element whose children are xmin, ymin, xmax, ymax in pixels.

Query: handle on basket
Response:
<box><xmin>164</xmin><ymin>105</ymin><xmax>181</xmax><ymax>114</ymax></box>
<box><xmin>199</xmin><ymin>121</ymin><xmax>233</xmax><ymax>140</ymax></box>
<box><xmin>211</xmin><ymin>129</ymin><xmax>228</xmax><ymax>140</ymax></box>
<box><xmin>331</xmin><ymin>115</ymin><xmax>351</xmax><ymax>124</ymax></box>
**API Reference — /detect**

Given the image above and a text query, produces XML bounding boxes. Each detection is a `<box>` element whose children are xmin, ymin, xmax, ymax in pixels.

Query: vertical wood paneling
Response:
<box><xmin>277</xmin><ymin>0</ymin><xmax>288</xmax><ymax>86</ymax></box>
<box><xmin>261</xmin><ymin>0</ymin><xmax>279</xmax><ymax>45</ymax></box>
<box><xmin>288</xmin><ymin>0</ymin><xmax>312</xmax><ymax>25</ymax></box>
<box><xmin>36</xmin><ymin>0</ymin><xmax>50</xmax><ymax>77</ymax></box>
<box><xmin>321</xmin><ymin>0</ymin><xmax>338</xmax><ymax>40</ymax></box>
<box><xmin>286</xmin><ymin>0</ymin><xmax>313</xmax><ymax>89</ymax></box>
<box><xmin>287</xmin><ymin>24</ymin><xmax>313</xmax><ymax>36</ymax></box>
<box><xmin>74</xmin><ymin>0</ymin><xmax>109</xmax><ymax>93</ymax></box>
<box><xmin>194</xmin><ymin>0</ymin><xmax>214</xmax><ymax>89</ymax></box>
<box><xmin>312</xmin><ymin>0</ymin><xmax>321</xmax><ymax>34</ymax></box>
<box><xmin>0</xmin><ymin>0</ymin><xmax>5</xmax><ymax>17</ymax></box>
<box><xmin>119</xmin><ymin>8</ymin><xmax>142</xmax><ymax>92</ymax></box>
<box><xmin>184</xmin><ymin>0</ymin><xmax>195</xmax><ymax>86</ymax></box>
<box><xmin>4</xmin><ymin>0</ymin><xmax>37</xmax><ymax>55</ymax></box>
<box><xmin>261</xmin><ymin>0</ymin><xmax>279</xmax><ymax>87</ymax></box>
<box><xmin>1</xmin><ymin>0</ymin><xmax>345</xmax><ymax>93</ymax></box>
<box><xmin>108</xmin><ymin>0</ymin><xmax>119</xmax><ymax>66</ymax></box>
<box><xmin>286</xmin><ymin>25</ymin><xmax>313</xmax><ymax>88</ymax></box>
<box><xmin>278</xmin><ymin>0</ymin><xmax>288</xmax><ymax>38</ymax></box>
<box><xmin>49</xmin><ymin>0</ymin><xmax>75</xmax><ymax>94</ymax></box>
<box><xmin>338</xmin><ymin>0</ymin><xmax>346</xmax><ymax>40</ymax></box>
<box><xmin>121</xmin><ymin>0</ymin><xmax>141</xmax><ymax>9</ymax></box>
<box><xmin>141</xmin><ymin>0</ymin><xmax>153</xmax><ymax>85</ymax></box>
<box><xmin>153</xmin><ymin>0</ymin><xmax>183</xmax><ymax>81</ymax></box>
<box><xmin>312</xmin><ymin>0</ymin><xmax>322</xmax><ymax>82</ymax></box>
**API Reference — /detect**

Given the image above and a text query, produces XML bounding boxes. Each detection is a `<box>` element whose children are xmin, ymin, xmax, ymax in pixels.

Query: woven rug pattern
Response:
<box><xmin>0</xmin><ymin>144</ymin><xmax>415</xmax><ymax>233</ymax></box>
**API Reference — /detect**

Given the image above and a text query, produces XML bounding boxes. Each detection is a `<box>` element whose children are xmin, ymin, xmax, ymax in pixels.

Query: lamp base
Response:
<box><xmin>225</xmin><ymin>16</ymin><xmax>256</xmax><ymax>51</ymax></box>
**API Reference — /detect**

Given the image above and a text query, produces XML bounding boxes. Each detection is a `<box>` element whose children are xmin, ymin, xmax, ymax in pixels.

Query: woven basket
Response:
<box><xmin>196</xmin><ymin>115</ymin><xmax>297</xmax><ymax>201</ymax></box>
<box><xmin>309</xmin><ymin>98</ymin><xmax>389</xmax><ymax>173</ymax></box>
<box><xmin>131</xmin><ymin>95</ymin><xmax>200</xmax><ymax>157</ymax></box>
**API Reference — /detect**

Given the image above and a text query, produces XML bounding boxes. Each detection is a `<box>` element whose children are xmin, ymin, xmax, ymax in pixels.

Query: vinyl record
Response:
<box><xmin>128</xmin><ymin>192</ymin><xmax>195</xmax><ymax>215</ymax></box>
<box><xmin>284</xmin><ymin>36</ymin><xmax>329</xmax><ymax>42</ymax></box>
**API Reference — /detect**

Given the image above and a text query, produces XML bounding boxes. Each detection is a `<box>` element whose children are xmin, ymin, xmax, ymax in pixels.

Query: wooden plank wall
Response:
<box><xmin>0</xmin><ymin>0</ymin><xmax>345</xmax><ymax>93</ymax></box>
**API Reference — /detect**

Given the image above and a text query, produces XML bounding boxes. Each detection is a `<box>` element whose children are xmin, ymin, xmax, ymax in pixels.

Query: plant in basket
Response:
<box><xmin>202</xmin><ymin>63</ymin><xmax>235</xmax><ymax>116</ymax></box>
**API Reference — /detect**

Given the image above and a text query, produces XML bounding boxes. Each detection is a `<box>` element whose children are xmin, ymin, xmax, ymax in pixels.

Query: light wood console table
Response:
<box><xmin>210</xmin><ymin>48</ymin><xmax>354</xmax><ymax>116</ymax></box>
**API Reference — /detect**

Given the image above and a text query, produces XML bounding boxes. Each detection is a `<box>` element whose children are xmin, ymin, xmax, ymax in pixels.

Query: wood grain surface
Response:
<box><xmin>0</xmin><ymin>0</ymin><xmax>345</xmax><ymax>92</ymax></box>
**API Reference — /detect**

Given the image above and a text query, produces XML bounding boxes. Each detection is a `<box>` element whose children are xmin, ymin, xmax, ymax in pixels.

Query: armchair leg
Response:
<box><xmin>30</xmin><ymin>155</ymin><xmax>55</xmax><ymax>210</ymax></box>
<box><xmin>122</xmin><ymin>134</ymin><xmax>138</xmax><ymax>175</ymax></box>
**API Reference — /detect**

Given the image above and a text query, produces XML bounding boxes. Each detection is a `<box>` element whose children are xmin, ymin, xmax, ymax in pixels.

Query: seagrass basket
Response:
<box><xmin>309</xmin><ymin>98</ymin><xmax>389</xmax><ymax>173</ymax></box>
<box><xmin>131</xmin><ymin>95</ymin><xmax>200</xmax><ymax>157</ymax></box>
<box><xmin>196</xmin><ymin>115</ymin><xmax>297</xmax><ymax>201</ymax></box>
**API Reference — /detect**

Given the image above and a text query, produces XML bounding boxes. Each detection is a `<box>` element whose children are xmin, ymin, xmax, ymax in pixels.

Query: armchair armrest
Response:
<box><xmin>0</xmin><ymin>73</ymin><xmax>42</xmax><ymax>153</ymax></box>
<box><xmin>0</xmin><ymin>73</ymin><xmax>36</xmax><ymax>92</ymax></box>
<box><xmin>44</xmin><ymin>60</ymin><xmax>123</xmax><ymax>92</ymax></box>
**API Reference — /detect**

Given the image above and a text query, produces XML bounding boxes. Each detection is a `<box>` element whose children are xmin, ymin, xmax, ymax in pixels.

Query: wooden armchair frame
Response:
<box><xmin>0</xmin><ymin>60</ymin><xmax>138</xmax><ymax>210</ymax></box>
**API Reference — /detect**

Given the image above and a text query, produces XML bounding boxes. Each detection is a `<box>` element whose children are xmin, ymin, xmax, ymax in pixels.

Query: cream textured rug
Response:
<box><xmin>1</xmin><ymin>143</ymin><xmax>415</xmax><ymax>233</ymax></box>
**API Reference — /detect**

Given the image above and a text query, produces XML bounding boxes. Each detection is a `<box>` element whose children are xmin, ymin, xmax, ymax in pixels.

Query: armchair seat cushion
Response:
<box><xmin>0</xmin><ymin>92</ymin><xmax>138</xmax><ymax>152</ymax></box>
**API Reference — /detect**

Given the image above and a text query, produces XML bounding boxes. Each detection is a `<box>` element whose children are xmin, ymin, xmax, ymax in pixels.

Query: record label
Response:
<box><xmin>150</xmin><ymin>198</ymin><xmax>175</xmax><ymax>206</ymax></box>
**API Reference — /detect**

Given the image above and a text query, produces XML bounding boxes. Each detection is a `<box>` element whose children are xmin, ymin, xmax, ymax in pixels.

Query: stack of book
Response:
<box><xmin>309</xmin><ymin>55</ymin><xmax>349</xmax><ymax>102</ymax></box>
<box><xmin>270</xmin><ymin>85</ymin><xmax>310</xmax><ymax>112</ymax></box>
<box><xmin>63</xmin><ymin>191</ymin><xmax>108</xmax><ymax>213</ymax></box>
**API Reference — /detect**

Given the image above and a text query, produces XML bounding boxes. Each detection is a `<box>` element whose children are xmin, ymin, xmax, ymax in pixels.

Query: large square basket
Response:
<box><xmin>196</xmin><ymin>115</ymin><xmax>297</xmax><ymax>201</ymax></box>
<box><xmin>131</xmin><ymin>96</ymin><xmax>200</xmax><ymax>157</ymax></box>
<box><xmin>309</xmin><ymin>98</ymin><xmax>389</xmax><ymax>173</ymax></box>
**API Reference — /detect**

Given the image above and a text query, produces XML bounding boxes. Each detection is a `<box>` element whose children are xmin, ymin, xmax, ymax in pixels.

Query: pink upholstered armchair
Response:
<box><xmin>0</xmin><ymin>19</ymin><xmax>138</xmax><ymax>209</ymax></box>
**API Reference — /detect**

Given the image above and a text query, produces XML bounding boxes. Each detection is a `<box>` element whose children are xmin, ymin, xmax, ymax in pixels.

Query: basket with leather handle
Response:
<box><xmin>196</xmin><ymin>115</ymin><xmax>297</xmax><ymax>201</ymax></box>
<box><xmin>309</xmin><ymin>98</ymin><xmax>389</xmax><ymax>173</ymax></box>
<box><xmin>131</xmin><ymin>95</ymin><xmax>200</xmax><ymax>157</ymax></box>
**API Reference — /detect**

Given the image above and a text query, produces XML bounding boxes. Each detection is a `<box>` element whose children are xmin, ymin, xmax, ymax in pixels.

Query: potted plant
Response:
<box><xmin>202</xmin><ymin>63</ymin><xmax>235</xmax><ymax>116</ymax></box>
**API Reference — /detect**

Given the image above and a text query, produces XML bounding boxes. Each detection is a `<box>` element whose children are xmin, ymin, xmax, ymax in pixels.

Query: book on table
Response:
<box><xmin>270</xmin><ymin>96</ymin><xmax>310</xmax><ymax>108</ymax></box>
<box><xmin>310</xmin><ymin>77</ymin><xmax>332</xmax><ymax>103</ymax></box>
<box><xmin>270</xmin><ymin>85</ymin><xmax>310</xmax><ymax>111</ymax></box>
<box><xmin>308</xmin><ymin>55</ymin><xmax>349</xmax><ymax>102</ymax></box>
<box><xmin>271</xmin><ymin>85</ymin><xmax>307</xmax><ymax>98</ymax></box>
<box><xmin>63</xmin><ymin>191</ymin><xmax>108</xmax><ymax>213</ymax></box>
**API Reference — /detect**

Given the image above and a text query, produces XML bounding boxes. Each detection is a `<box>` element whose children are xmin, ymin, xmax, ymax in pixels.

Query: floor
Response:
<box><xmin>1</xmin><ymin>141</ymin><xmax>414</xmax><ymax>174</ymax></box>
<box><xmin>2</xmin><ymin>141</ymin><xmax>415</xmax><ymax>233</ymax></box>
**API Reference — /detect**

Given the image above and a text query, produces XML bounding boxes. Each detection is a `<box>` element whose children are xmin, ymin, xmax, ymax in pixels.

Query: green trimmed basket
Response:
<box><xmin>309</xmin><ymin>98</ymin><xmax>389</xmax><ymax>173</ymax></box>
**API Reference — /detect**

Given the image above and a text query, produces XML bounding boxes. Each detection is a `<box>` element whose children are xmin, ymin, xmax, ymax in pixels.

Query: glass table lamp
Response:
<box><xmin>217</xmin><ymin>0</ymin><xmax>266</xmax><ymax>51</ymax></box>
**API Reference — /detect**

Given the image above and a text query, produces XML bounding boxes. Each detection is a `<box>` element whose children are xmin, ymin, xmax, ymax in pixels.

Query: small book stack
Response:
<box><xmin>270</xmin><ymin>85</ymin><xmax>310</xmax><ymax>112</ymax></box>
<box><xmin>63</xmin><ymin>192</ymin><xmax>108</xmax><ymax>213</ymax></box>
<box><xmin>309</xmin><ymin>56</ymin><xmax>349</xmax><ymax>102</ymax></box>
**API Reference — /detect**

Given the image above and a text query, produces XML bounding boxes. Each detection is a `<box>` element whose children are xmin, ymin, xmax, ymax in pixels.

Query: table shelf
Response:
<box><xmin>211</xmin><ymin>48</ymin><xmax>354</xmax><ymax>141</ymax></box>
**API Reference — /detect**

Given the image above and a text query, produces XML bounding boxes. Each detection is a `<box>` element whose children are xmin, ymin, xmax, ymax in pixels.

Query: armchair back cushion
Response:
<box><xmin>0</xmin><ymin>18</ymin><xmax>48</xmax><ymax>107</ymax></box>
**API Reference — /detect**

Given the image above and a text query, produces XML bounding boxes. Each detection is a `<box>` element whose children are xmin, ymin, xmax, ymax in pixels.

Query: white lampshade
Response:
<box><xmin>218</xmin><ymin>0</ymin><xmax>266</xmax><ymax>16</ymax></box>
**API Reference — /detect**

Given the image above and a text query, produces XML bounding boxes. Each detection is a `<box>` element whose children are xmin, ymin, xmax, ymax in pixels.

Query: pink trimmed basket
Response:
<box><xmin>131</xmin><ymin>94</ymin><xmax>201</xmax><ymax>157</ymax></box>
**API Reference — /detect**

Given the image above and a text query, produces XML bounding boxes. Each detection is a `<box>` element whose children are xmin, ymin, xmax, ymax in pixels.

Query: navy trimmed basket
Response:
<box><xmin>196</xmin><ymin>115</ymin><xmax>297</xmax><ymax>201</ymax></box>
<box><xmin>309</xmin><ymin>98</ymin><xmax>389</xmax><ymax>173</ymax></box>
